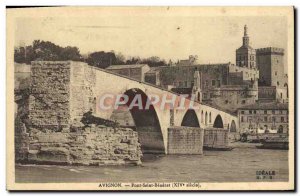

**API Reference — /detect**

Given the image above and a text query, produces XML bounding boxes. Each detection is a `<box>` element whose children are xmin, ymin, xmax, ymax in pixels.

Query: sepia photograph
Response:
<box><xmin>6</xmin><ymin>6</ymin><xmax>294</xmax><ymax>191</ymax></box>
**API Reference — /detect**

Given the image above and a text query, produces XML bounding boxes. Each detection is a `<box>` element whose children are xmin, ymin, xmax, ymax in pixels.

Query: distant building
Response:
<box><xmin>106</xmin><ymin>64</ymin><xmax>150</xmax><ymax>82</ymax></box>
<box><xmin>144</xmin><ymin>62</ymin><xmax>259</xmax><ymax>113</ymax></box>
<box><xmin>237</xmin><ymin>102</ymin><xmax>289</xmax><ymax>133</ymax></box>
<box><xmin>176</xmin><ymin>55</ymin><xmax>199</xmax><ymax>66</ymax></box>
<box><xmin>256</xmin><ymin>47</ymin><xmax>288</xmax><ymax>103</ymax></box>
<box><xmin>144</xmin><ymin>67</ymin><xmax>161</xmax><ymax>86</ymax></box>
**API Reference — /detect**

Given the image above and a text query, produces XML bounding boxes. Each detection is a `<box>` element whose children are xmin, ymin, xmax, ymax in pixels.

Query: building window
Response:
<box><xmin>264</xmin><ymin>110</ymin><xmax>267</xmax><ymax>114</ymax></box>
<box><xmin>212</xmin><ymin>80</ymin><xmax>215</xmax><ymax>86</ymax></box>
<box><xmin>281</xmin><ymin>117</ymin><xmax>285</xmax><ymax>122</ymax></box>
<box><xmin>210</xmin><ymin>93</ymin><xmax>213</xmax><ymax>98</ymax></box>
<box><xmin>277</xmin><ymin>81</ymin><xmax>280</xmax><ymax>86</ymax></box>
<box><xmin>275</xmin><ymin>71</ymin><xmax>277</xmax><ymax>76</ymax></box>
<box><xmin>254</xmin><ymin>110</ymin><xmax>256</xmax><ymax>114</ymax></box>
<box><xmin>241</xmin><ymin>100</ymin><xmax>246</xmax><ymax>104</ymax></box>
<box><xmin>249</xmin><ymin>110</ymin><xmax>252</xmax><ymax>114</ymax></box>
<box><xmin>280</xmin><ymin>93</ymin><xmax>283</xmax><ymax>98</ymax></box>
<box><xmin>179</xmin><ymin>81</ymin><xmax>182</xmax><ymax>87</ymax></box>
<box><xmin>185</xmin><ymin>81</ymin><xmax>188</xmax><ymax>87</ymax></box>
<box><xmin>278</xmin><ymin>125</ymin><xmax>283</xmax><ymax>133</ymax></box>
<box><xmin>279</xmin><ymin>110</ymin><xmax>282</xmax><ymax>114</ymax></box>
<box><xmin>225</xmin><ymin>100</ymin><xmax>229</xmax><ymax>104</ymax></box>
<box><xmin>248</xmin><ymin>117</ymin><xmax>252</xmax><ymax>123</ymax></box>
<box><xmin>272</xmin><ymin>117</ymin><xmax>276</xmax><ymax>124</ymax></box>
<box><xmin>205</xmin><ymin>80</ymin><xmax>209</xmax><ymax>87</ymax></box>
<box><xmin>272</xmin><ymin>110</ymin><xmax>275</xmax><ymax>114</ymax></box>
<box><xmin>241</xmin><ymin>116</ymin><xmax>244</xmax><ymax>122</ymax></box>
<box><xmin>264</xmin><ymin>117</ymin><xmax>268</xmax><ymax>122</ymax></box>
<box><xmin>241</xmin><ymin>111</ymin><xmax>244</xmax><ymax>114</ymax></box>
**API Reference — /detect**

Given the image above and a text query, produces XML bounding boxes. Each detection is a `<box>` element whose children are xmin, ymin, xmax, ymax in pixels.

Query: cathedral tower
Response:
<box><xmin>236</xmin><ymin>25</ymin><xmax>256</xmax><ymax>69</ymax></box>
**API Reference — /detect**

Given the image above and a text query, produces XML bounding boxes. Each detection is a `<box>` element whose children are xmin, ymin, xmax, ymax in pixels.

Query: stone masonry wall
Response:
<box><xmin>69</xmin><ymin>62</ymin><xmax>96</xmax><ymax>122</ymax></box>
<box><xmin>167</xmin><ymin>126</ymin><xmax>204</xmax><ymax>154</ymax></box>
<box><xmin>203</xmin><ymin>128</ymin><xmax>229</xmax><ymax>148</ymax></box>
<box><xmin>16</xmin><ymin>126</ymin><xmax>142</xmax><ymax>165</ymax></box>
<box><xmin>21</xmin><ymin>61</ymin><xmax>142</xmax><ymax>166</ymax></box>
<box><xmin>29</xmin><ymin>61</ymin><xmax>71</xmax><ymax>132</ymax></box>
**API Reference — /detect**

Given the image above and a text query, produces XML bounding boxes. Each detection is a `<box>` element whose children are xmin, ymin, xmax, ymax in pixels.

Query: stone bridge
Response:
<box><xmin>29</xmin><ymin>61</ymin><xmax>238</xmax><ymax>154</ymax></box>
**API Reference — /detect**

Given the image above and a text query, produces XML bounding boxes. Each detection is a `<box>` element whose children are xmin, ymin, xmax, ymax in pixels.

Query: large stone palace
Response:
<box><xmin>107</xmin><ymin>25</ymin><xmax>288</xmax><ymax>113</ymax></box>
<box><xmin>106</xmin><ymin>25</ymin><xmax>289</xmax><ymax>134</ymax></box>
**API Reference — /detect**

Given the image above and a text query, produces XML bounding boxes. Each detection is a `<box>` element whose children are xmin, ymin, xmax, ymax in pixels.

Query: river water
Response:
<box><xmin>15</xmin><ymin>145</ymin><xmax>288</xmax><ymax>183</ymax></box>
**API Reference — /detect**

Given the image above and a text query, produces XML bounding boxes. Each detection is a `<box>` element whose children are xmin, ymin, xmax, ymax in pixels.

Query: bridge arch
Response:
<box><xmin>205</xmin><ymin>112</ymin><xmax>208</xmax><ymax>125</ymax></box>
<box><xmin>181</xmin><ymin>109</ymin><xmax>200</xmax><ymax>127</ymax></box>
<box><xmin>230</xmin><ymin>120</ymin><xmax>237</xmax><ymax>132</ymax></box>
<box><xmin>120</xmin><ymin>88</ymin><xmax>165</xmax><ymax>154</ymax></box>
<box><xmin>213</xmin><ymin>114</ymin><xmax>224</xmax><ymax>128</ymax></box>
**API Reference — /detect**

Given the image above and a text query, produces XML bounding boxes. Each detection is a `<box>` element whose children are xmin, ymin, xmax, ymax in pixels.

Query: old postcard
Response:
<box><xmin>6</xmin><ymin>6</ymin><xmax>294</xmax><ymax>191</ymax></box>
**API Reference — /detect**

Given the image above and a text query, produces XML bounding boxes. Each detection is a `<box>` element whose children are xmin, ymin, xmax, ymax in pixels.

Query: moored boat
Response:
<box><xmin>256</xmin><ymin>137</ymin><xmax>289</xmax><ymax>150</ymax></box>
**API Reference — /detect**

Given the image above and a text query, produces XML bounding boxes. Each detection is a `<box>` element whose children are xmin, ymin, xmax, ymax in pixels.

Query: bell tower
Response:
<box><xmin>236</xmin><ymin>25</ymin><xmax>256</xmax><ymax>69</ymax></box>
<box><xmin>192</xmin><ymin>71</ymin><xmax>202</xmax><ymax>103</ymax></box>
<box><xmin>243</xmin><ymin>25</ymin><xmax>249</xmax><ymax>47</ymax></box>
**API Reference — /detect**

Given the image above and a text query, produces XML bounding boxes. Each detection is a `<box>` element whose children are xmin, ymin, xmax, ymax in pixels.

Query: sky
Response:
<box><xmin>15</xmin><ymin>14</ymin><xmax>287</xmax><ymax>68</ymax></box>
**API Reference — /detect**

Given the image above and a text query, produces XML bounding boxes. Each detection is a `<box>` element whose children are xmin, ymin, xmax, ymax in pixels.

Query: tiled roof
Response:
<box><xmin>106</xmin><ymin>64</ymin><xmax>148</xmax><ymax>70</ymax></box>
<box><xmin>237</xmin><ymin>45</ymin><xmax>254</xmax><ymax>50</ymax></box>
<box><xmin>145</xmin><ymin>67</ymin><xmax>166</xmax><ymax>74</ymax></box>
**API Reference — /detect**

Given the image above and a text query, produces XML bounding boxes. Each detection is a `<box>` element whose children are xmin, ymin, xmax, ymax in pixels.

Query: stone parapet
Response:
<box><xmin>256</xmin><ymin>47</ymin><xmax>284</xmax><ymax>55</ymax></box>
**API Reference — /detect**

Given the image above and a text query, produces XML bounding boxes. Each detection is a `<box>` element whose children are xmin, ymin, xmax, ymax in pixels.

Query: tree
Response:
<box><xmin>125</xmin><ymin>56</ymin><xmax>141</xmax><ymax>65</ymax></box>
<box><xmin>14</xmin><ymin>40</ymin><xmax>83</xmax><ymax>64</ymax></box>
<box><xmin>60</xmin><ymin>46</ymin><xmax>82</xmax><ymax>61</ymax></box>
<box><xmin>86</xmin><ymin>51</ymin><xmax>117</xmax><ymax>69</ymax></box>
<box><xmin>115</xmin><ymin>52</ymin><xmax>126</xmax><ymax>64</ymax></box>
<box><xmin>141</xmin><ymin>56</ymin><xmax>167</xmax><ymax>67</ymax></box>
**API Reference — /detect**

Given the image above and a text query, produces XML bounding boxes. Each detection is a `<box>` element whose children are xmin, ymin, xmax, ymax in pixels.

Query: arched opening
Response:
<box><xmin>197</xmin><ymin>92</ymin><xmax>201</xmax><ymax>102</ymax></box>
<box><xmin>205</xmin><ymin>112</ymin><xmax>208</xmax><ymax>125</ymax></box>
<box><xmin>230</xmin><ymin>120</ymin><xmax>237</xmax><ymax>132</ymax></box>
<box><xmin>209</xmin><ymin>112</ymin><xmax>211</xmax><ymax>123</ymax></box>
<box><xmin>284</xmin><ymin>83</ymin><xmax>288</xmax><ymax>98</ymax></box>
<box><xmin>213</xmin><ymin>115</ymin><xmax>224</xmax><ymax>128</ymax></box>
<box><xmin>112</xmin><ymin>88</ymin><xmax>165</xmax><ymax>154</ymax></box>
<box><xmin>181</xmin><ymin>109</ymin><xmax>200</xmax><ymax>127</ymax></box>
<box><xmin>201</xmin><ymin>111</ymin><xmax>203</xmax><ymax>123</ymax></box>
